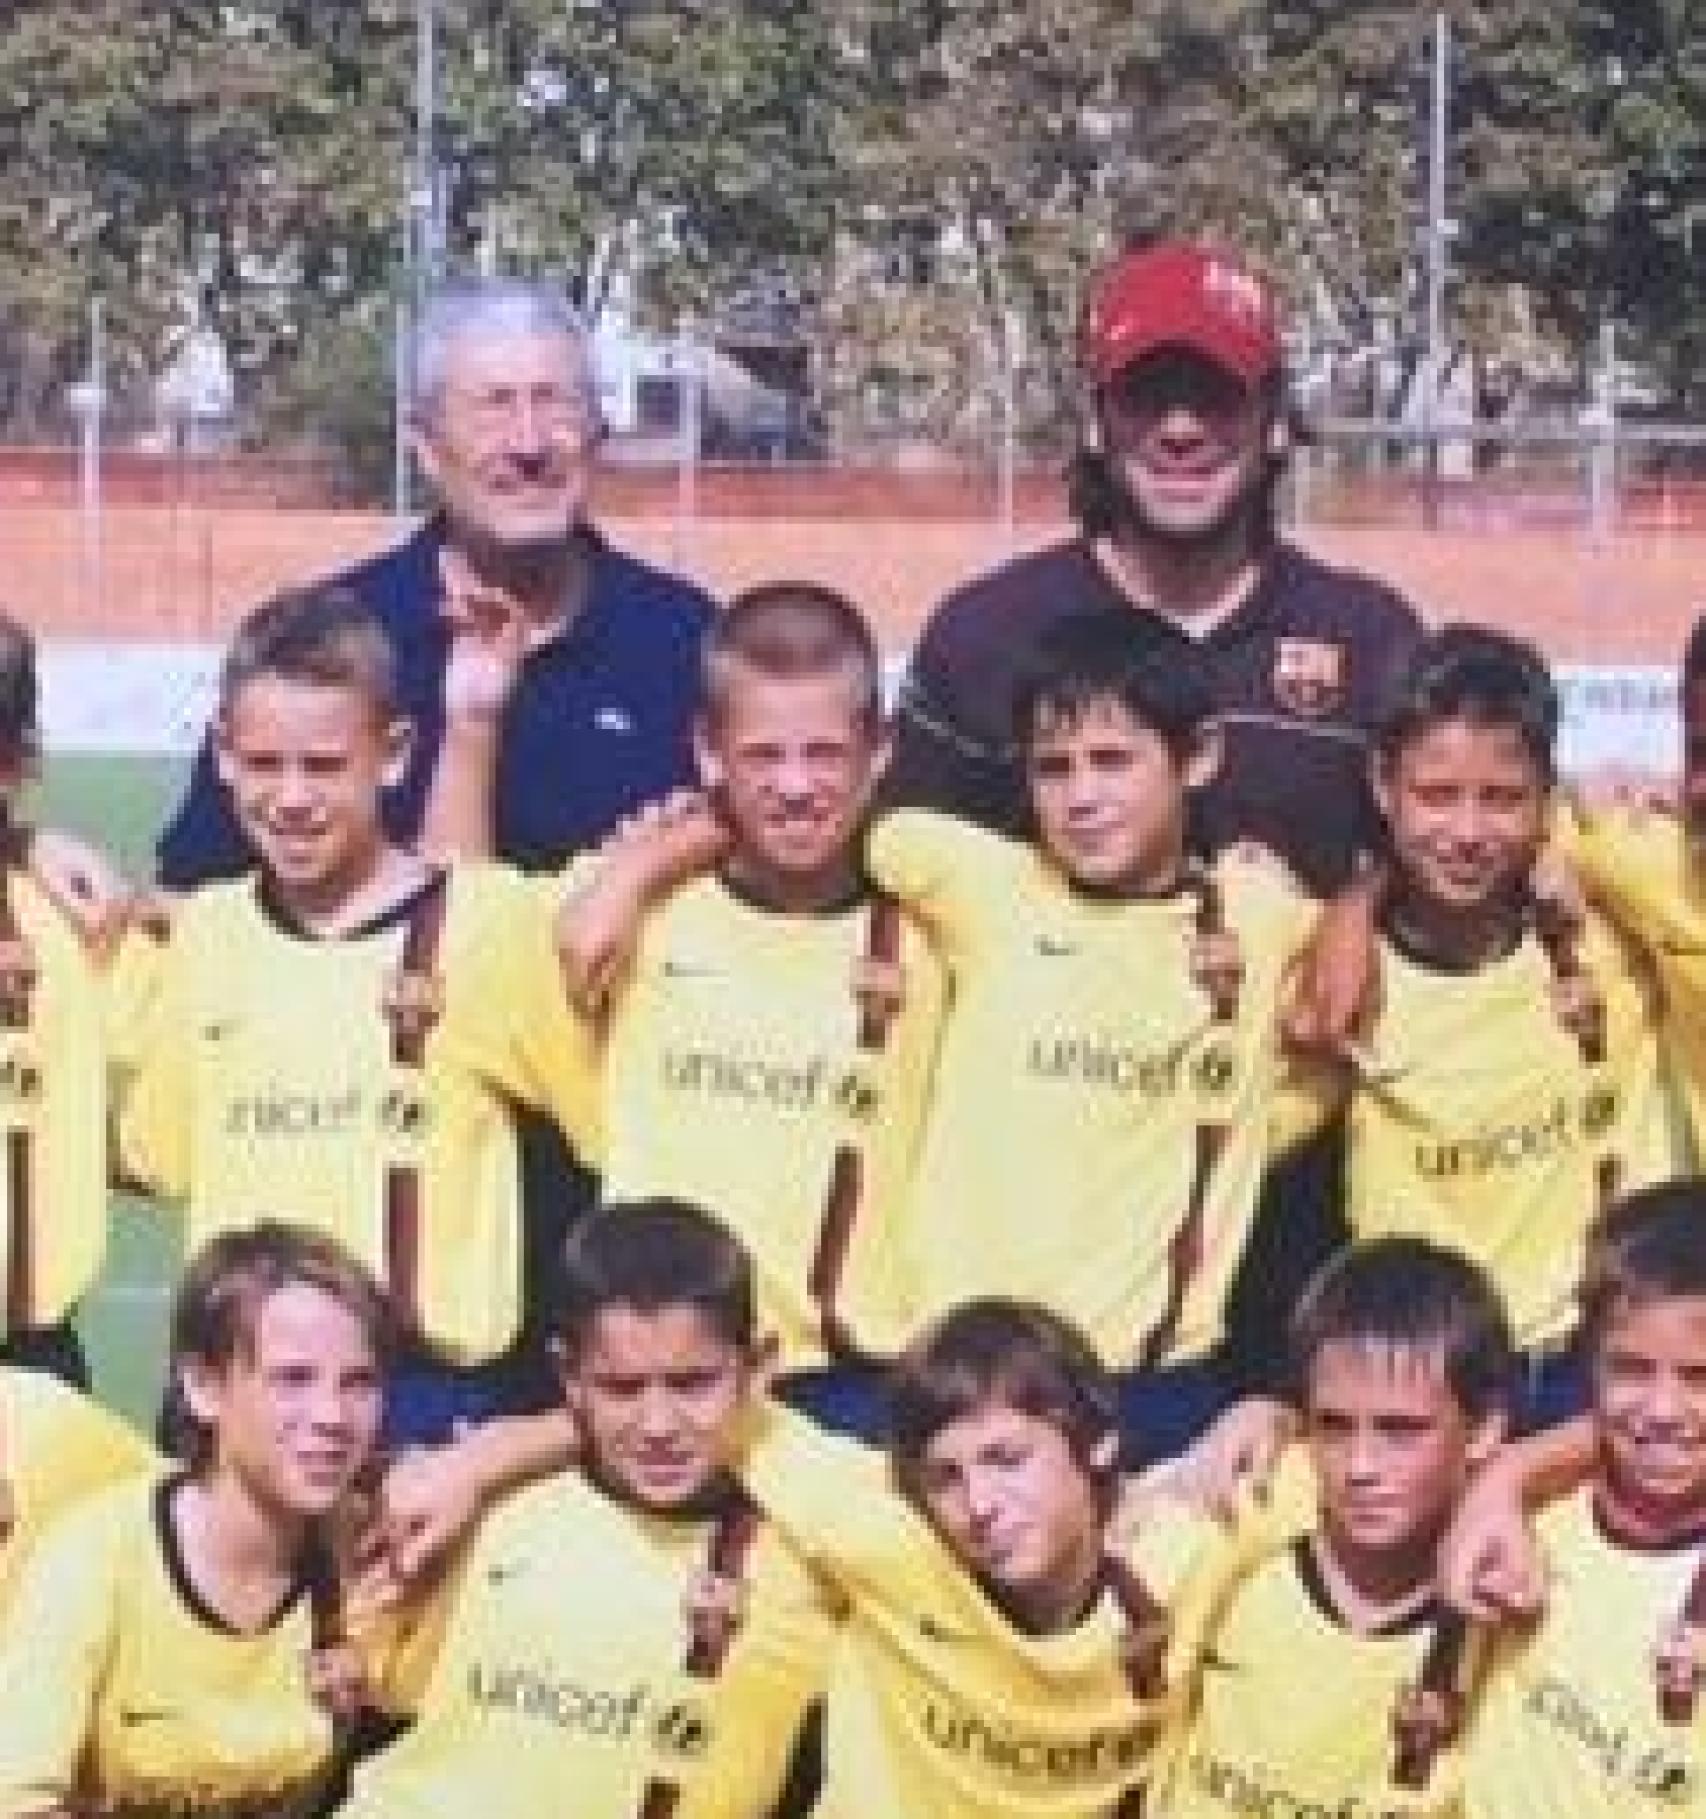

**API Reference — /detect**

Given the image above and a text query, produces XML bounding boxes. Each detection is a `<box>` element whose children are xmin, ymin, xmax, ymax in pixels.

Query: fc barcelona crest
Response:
<box><xmin>1271</xmin><ymin>638</ymin><xmax>1347</xmax><ymax>719</ymax></box>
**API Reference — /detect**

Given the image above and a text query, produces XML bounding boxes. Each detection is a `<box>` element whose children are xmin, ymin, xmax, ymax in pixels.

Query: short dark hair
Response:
<box><xmin>1011</xmin><ymin>607</ymin><xmax>1214</xmax><ymax>760</ymax></box>
<box><xmin>889</xmin><ymin>1298</ymin><xmax>1119</xmax><ymax>1510</ymax></box>
<box><xmin>554</xmin><ymin>1199</ymin><xmax>756</xmax><ymax>1362</ymax></box>
<box><xmin>1375</xmin><ymin>624</ymin><xmax>1558</xmax><ymax>784</ymax></box>
<box><xmin>1290</xmin><ymin>1237</ymin><xmax>1517</xmax><ymax>1424</ymax></box>
<box><xmin>701</xmin><ymin>581</ymin><xmax>883</xmax><ymax>731</ymax></box>
<box><xmin>168</xmin><ymin>1220</ymin><xmax>394</xmax><ymax>1470</ymax></box>
<box><xmin>0</xmin><ymin>610</ymin><xmax>39</xmax><ymax>770</ymax></box>
<box><xmin>1683</xmin><ymin>616</ymin><xmax>1706</xmax><ymax>694</ymax></box>
<box><xmin>218</xmin><ymin>583</ymin><xmax>399</xmax><ymax>723</ymax></box>
<box><xmin>1580</xmin><ymin>1180</ymin><xmax>1706</xmax><ymax>1355</ymax></box>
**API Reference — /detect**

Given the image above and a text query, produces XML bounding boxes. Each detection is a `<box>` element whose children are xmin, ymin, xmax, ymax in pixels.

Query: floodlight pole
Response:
<box><xmin>397</xmin><ymin>0</ymin><xmax>438</xmax><ymax>517</ymax></box>
<box><xmin>1423</xmin><ymin>10</ymin><xmax>1449</xmax><ymax>529</ymax></box>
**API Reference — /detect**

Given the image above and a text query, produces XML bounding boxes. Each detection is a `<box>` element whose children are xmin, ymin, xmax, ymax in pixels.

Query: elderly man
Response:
<box><xmin>157</xmin><ymin>277</ymin><xmax>715</xmax><ymax>883</ymax></box>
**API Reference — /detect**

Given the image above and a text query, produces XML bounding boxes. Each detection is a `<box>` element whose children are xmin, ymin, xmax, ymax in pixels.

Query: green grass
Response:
<box><xmin>36</xmin><ymin>750</ymin><xmax>189</xmax><ymax>1427</ymax></box>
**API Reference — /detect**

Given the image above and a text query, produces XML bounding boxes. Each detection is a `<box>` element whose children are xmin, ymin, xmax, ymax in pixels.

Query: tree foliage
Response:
<box><xmin>0</xmin><ymin>0</ymin><xmax>1698</xmax><ymax>465</ymax></box>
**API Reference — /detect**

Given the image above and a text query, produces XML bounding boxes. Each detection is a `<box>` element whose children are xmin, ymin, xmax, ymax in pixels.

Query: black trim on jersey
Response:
<box><xmin>254</xmin><ymin>866</ymin><xmax>448</xmax><ymax>944</ymax></box>
<box><xmin>1061</xmin><ymin>862</ymin><xmax>1196</xmax><ymax>907</ymax></box>
<box><xmin>714</xmin><ymin>867</ymin><xmax>873</xmax><ymax>919</ymax></box>
<box><xmin>155</xmin><ymin>1473</ymin><xmax>311</xmax><ymax>1636</ymax></box>
<box><xmin>1293</xmin><ymin>1535</ymin><xmax>1441</xmax><ymax>1637</ymax></box>
<box><xmin>1592</xmin><ymin>1489</ymin><xmax>1706</xmax><ymax>1556</ymax></box>
<box><xmin>1378</xmin><ymin>907</ymin><xmax>1527</xmax><ymax>975</ymax></box>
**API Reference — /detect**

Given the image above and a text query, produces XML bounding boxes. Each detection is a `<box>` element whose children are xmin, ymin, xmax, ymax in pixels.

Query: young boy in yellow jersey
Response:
<box><xmin>0</xmin><ymin>1222</ymin><xmax>394</xmax><ymax>1819</ymax></box>
<box><xmin>544</xmin><ymin>583</ymin><xmax>945</xmax><ymax>1436</ymax></box>
<box><xmin>724</xmin><ymin>1294</ymin><xmax>1253</xmax><ymax>1819</ymax></box>
<box><xmin>1552</xmin><ymin>617</ymin><xmax>1706</xmax><ymax>1164</ymax></box>
<box><xmin>865</xmin><ymin>607</ymin><xmax>1319</xmax><ymax>1460</ymax></box>
<box><xmin>1462</xmin><ymin>1178</ymin><xmax>1706</xmax><ymax>1817</ymax></box>
<box><xmin>1326</xmin><ymin>625</ymin><xmax>1673</xmax><ymax>1426</ymax></box>
<box><xmin>335</xmin><ymin>1198</ymin><xmax>833</xmax><ymax>1819</ymax></box>
<box><xmin>0</xmin><ymin>611</ymin><xmax>138</xmax><ymax>1387</ymax></box>
<box><xmin>114</xmin><ymin>586</ymin><xmax>582</xmax><ymax>1445</ymax></box>
<box><xmin>1165</xmin><ymin>1235</ymin><xmax>1515</xmax><ymax>1818</ymax></box>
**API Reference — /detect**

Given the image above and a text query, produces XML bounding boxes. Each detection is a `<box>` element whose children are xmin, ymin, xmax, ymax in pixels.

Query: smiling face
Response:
<box><xmin>1099</xmin><ymin>349</ymin><xmax>1273</xmax><ymax>548</ymax></box>
<box><xmin>695</xmin><ymin>666</ymin><xmax>888</xmax><ymax>906</ymax></box>
<box><xmin>183</xmin><ymin>1279</ymin><xmax>384</xmax><ymax>1521</ymax></box>
<box><xmin>215</xmin><ymin>675</ymin><xmax>408</xmax><ymax>919</ymax></box>
<box><xmin>1306</xmin><ymin>1340</ymin><xmax>1499</xmax><ymax>1573</ymax></box>
<box><xmin>1592</xmin><ymin>1293</ymin><xmax>1706</xmax><ymax>1528</ymax></box>
<box><xmin>1024</xmin><ymin>693</ymin><xmax>1209</xmax><ymax>895</ymax></box>
<box><xmin>564</xmin><ymin>1303</ymin><xmax>752</xmax><ymax>1514</ymax></box>
<box><xmin>910</xmin><ymin>1399</ymin><xmax>1112</xmax><ymax>1632</ymax></box>
<box><xmin>1374</xmin><ymin>716</ymin><xmax>1548</xmax><ymax>920</ymax></box>
<box><xmin>412</xmin><ymin>327</ymin><xmax>600</xmax><ymax>560</ymax></box>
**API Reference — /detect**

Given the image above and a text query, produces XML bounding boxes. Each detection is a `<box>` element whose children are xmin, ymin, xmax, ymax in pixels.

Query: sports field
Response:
<box><xmin>38</xmin><ymin>751</ymin><xmax>185</xmax><ymax>1427</ymax></box>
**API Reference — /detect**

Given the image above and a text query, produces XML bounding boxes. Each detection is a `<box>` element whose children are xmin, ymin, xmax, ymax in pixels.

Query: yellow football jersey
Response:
<box><xmin>1344</xmin><ymin>915</ymin><xmax>1672</xmax><ymax>1347</ymax></box>
<box><xmin>1166</xmin><ymin>1535</ymin><xmax>1472</xmax><ymax>1818</ymax></box>
<box><xmin>1560</xmin><ymin>805</ymin><xmax>1706</xmax><ymax>1163</ymax></box>
<box><xmin>0</xmin><ymin>1473</ymin><xmax>349</xmax><ymax>1819</ymax></box>
<box><xmin>735</xmin><ymin>1400</ymin><xmax>1239</xmax><ymax>1819</ymax></box>
<box><xmin>869</xmin><ymin>813</ymin><xmax>1317</xmax><ymax>1365</ymax></box>
<box><xmin>0</xmin><ymin>1366</ymin><xmax>153</xmax><ymax>1615</ymax></box>
<box><xmin>1462</xmin><ymin>1487</ymin><xmax>1705</xmax><ymax>1817</ymax></box>
<box><xmin>338</xmin><ymin>1469</ymin><xmax>833</xmax><ymax>1819</ymax></box>
<box><xmin>114</xmin><ymin>864</ymin><xmax>577</xmax><ymax>1364</ymax></box>
<box><xmin>0</xmin><ymin>869</ymin><xmax>122</xmax><ymax>1334</ymax></box>
<box><xmin>569</xmin><ymin>870</ymin><xmax>945</xmax><ymax>1368</ymax></box>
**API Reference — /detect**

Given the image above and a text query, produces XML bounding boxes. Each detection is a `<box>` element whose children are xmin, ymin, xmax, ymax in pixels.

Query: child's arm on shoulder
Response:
<box><xmin>366</xmin><ymin>1407</ymin><xmax>581</xmax><ymax>1593</ymax></box>
<box><xmin>555</xmin><ymin>792</ymin><xmax>730</xmax><ymax>1013</ymax></box>
<box><xmin>1438</xmin><ymin>1416</ymin><xmax>1594</xmax><ymax>1621</ymax></box>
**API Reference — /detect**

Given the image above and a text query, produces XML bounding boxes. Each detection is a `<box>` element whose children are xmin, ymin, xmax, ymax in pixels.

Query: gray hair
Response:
<box><xmin>409</xmin><ymin>277</ymin><xmax>594</xmax><ymax>425</ymax></box>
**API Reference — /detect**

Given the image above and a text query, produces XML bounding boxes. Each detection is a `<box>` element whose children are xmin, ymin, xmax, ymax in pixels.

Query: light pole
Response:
<box><xmin>396</xmin><ymin>0</ymin><xmax>439</xmax><ymax>516</ymax></box>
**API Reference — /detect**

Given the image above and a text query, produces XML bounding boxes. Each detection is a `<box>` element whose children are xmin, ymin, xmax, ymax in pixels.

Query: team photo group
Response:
<box><xmin>0</xmin><ymin>241</ymin><xmax>1702</xmax><ymax>1819</ymax></box>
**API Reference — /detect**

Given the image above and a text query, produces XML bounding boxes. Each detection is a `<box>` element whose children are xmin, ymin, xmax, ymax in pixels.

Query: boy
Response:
<box><xmin>336</xmin><ymin>1199</ymin><xmax>833</xmax><ymax>1819</ymax></box>
<box><xmin>0</xmin><ymin>1222</ymin><xmax>395</xmax><ymax>1819</ymax></box>
<box><xmin>536</xmin><ymin>583</ymin><xmax>945</xmax><ymax>1429</ymax></box>
<box><xmin>0</xmin><ymin>611</ymin><xmax>135</xmax><ymax>1385</ymax></box>
<box><xmin>727</xmin><ymin>1294</ymin><xmax>1257</xmax><ymax>1819</ymax></box>
<box><xmin>568</xmin><ymin>605</ymin><xmax>1318</xmax><ymax>1455</ymax></box>
<box><xmin>1462</xmin><ymin>1178</ymin><xmax>1706</xmax><ymax>1816</ymax></box>
<box><xmin>866</xmin><ymin>607</ymin><xmax>1319</xmax><ymax>1456</ymax></box>
<box><xmin>1165</xmin><ymin>1236</ymin><xmax>1515</xmax><ymax>1817</ymax></box>
<box><xmin>114</xmin><ymin>584</ymin><xmax>585</xmax><ymax>1441</ymax></box>
<box><xmin>1325</xmin><ymin>625</ymin><xmax>1673</xmax><ymax>1420</ymax></box>
<box><xmin>1554</xmin><ymin>615</ymin><xmax>1706</xmax><ymax>1163</ymax></box>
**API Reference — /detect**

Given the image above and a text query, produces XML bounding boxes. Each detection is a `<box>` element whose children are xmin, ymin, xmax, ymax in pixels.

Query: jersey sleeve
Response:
<box><xmin>734</xmin><ymin>1400</ymin><xmax>918</xmax><ymax>1584</ymax></box>
<box><xmin>112</xmin><ymin>923</ymin><xmax>195</xmax><ymax>1199</ymax></box>
<box><xmin>0</xmin><ymin>1495</ymin><xmax>124</xmax><ymax>1814</ymax></box>
<box><xmin>865</xmin><ymin>809</ymin><xmax>1018</xmax><ymax>959</ymax></box>
<box><xmin>11</xmin><ymin>1372</ymin><xmax>154</xmax><ymax>1529</ymax></box>
<box><xmin>433</xmin><ymin>866</ymin><xmax>602</xmax><ymax>1158</ymax></box>
<box><xmin>101</xmin><ymin>922</ymin><xmax>170</xmax><ymax>1080</ymax></box>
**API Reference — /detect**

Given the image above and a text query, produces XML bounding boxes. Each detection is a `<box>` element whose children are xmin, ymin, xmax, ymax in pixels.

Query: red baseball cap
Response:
<box><xmin>1081</xmin><ymin>242</ymin><xmax>1282</xmax><ymax>389</ymax></box>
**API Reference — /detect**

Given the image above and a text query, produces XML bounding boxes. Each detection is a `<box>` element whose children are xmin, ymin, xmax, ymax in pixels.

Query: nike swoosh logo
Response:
<box><xmin>595</xmin><ymin>707</ymin><xmax>635</xmax><ymax>734</ymax></box>
<box><xmin>486</xmin><ymin>1563</ymin><xmax>526</xmax><ymax>1585</ymax></box>
<box><xmin>200</xmin><ymin>1019</ymin><xmax>239</xmax><ymax>1041</ymax></box>
<box><xmin>1035</xmin><ymin>937</ymin><xmax>1079</xmax><ymax>958</ymax></box>
<box><xmin>918</xmin><ymin>1615</ymin><xmax>970</xmax><ymax>1645</ymax></box>
<box><xmin>661</xmin><ymin>959</ymin><xmax>719</xmax><ymax>980</ymax></box>
<box><xmin>120</xmin><ymin>1706</ymin><xmax>180</xmax><ymax>1725</ymax></box>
